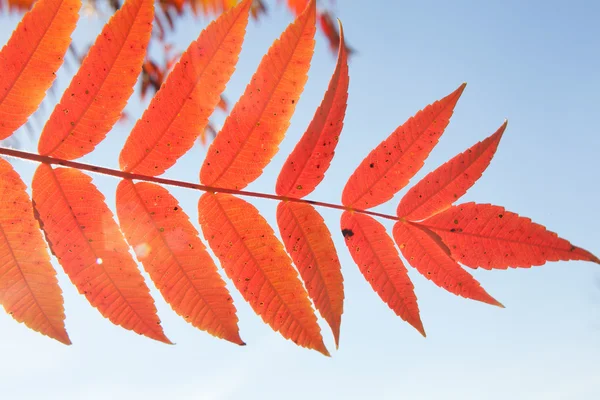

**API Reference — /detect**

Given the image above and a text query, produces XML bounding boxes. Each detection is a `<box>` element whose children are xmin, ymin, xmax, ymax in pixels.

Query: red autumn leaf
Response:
<box><xmin>32</xmin><ymin>164</ymin><xmax>170</xmax><ymax>343</ymax></box>
<box><xmin>318</xmin><ymin>11</ymin><xmax>353</xmax><ymax>55</ymax></box>
<box><xmin>341</xmin><ymin>211</ymin><xmax>424</xmax><ymax>336</ymax></box>
<box><xmin>0</xmin><ymin>0</ymin><xmax>79</xmax><ymax>139</ymax></box>
<box><xmin>393</xmin><ymin>220</ymin><xmax>502</xmax><ymax>307</ymax></box>
<box><xmin>0</xmin><ymin>158</ymin><xmax>69</xmax><ymax>344</ymax></box>
<box><xmin>200</xmin><ymin>0</ymin><xmax>316</xmax><ymax>189</ymax></box>
<box><xmin>421</xmin><ymin>203</ymin><xmax>600</xmax><ymax>269</ymax></box>
<box><xmin>277</xmin><ymin>201</ymin><xmax>344</xmax><ymax>346</ymax></box>
<box><xmin>119</xmin><ymin>0</ymin><xmax>250</xmax><ymax>175</ymax></box>
<box><xmin>198</xmin><ymin>192</ymin><xmax>328</xmax><ymax>355</ymax></box>
<box><xmin>250</xmin><ymin>0</ymin><xmax>267</xmax><ymax>19</ymax></box>
<box><xmin>188</xmin><ymin>0</ymin><xmax>236</xmax><ymax>16</ymax></box>
<box><xmin>397</xmin><ymin>121</ymin><xmax>507</xmax><ymax>221</ymax></box>
<box><xmin>342</xmin><ymin>83</ymin><xmax>466</xmax><ymax>209</ymax></box>
<box><xmin>275</xmin><ymin>19</ymin><xmax>349</xmax><ymax>198</ymax></box>
<box><xmin>116</xmin><ymin>180</ymin><xmax>243</xmax><ymax>344</ymax></box>
<box><xmin>37</xmin><ymin>0</ymin><xmax>154</xmax><ymax>160</ymax></box>
<box><xmin>286</xmin><ymin>0</ymin><xmax>308</xmax><ymax>16</ymax></box>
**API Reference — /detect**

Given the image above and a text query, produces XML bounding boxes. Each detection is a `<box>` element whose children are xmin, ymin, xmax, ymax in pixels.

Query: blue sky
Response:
<box><xmin>1</xmin><ymin>0</ymin><xmax>599</xmax><ymax>398</ymax></box>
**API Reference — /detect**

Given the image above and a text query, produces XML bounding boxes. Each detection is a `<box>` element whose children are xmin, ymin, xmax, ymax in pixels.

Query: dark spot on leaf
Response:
<box><xmin>342</xmin><ymin>228</ymin><xmax>354</xmax><ymax>238</ymax></box>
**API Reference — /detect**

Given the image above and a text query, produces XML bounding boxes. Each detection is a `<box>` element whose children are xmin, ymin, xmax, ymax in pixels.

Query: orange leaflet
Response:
<box><xmin>32</xmin><ymin>165</ymin><xmax>170</xmax><ymax>343</ymax></box>
<box><xmin>200</xmin><ymin>0</ymin><xmax>316</xmax><ymax>189</ymax></box>
<box><xmin>393</xmin><ymin>220</ymin><xmax>503</xmax><ymax>307</ymax></box>
<box><xmin>116</xmin><ymin>180</ymin><xmax>243</xmax><ymax>344</ymax></box>
<box><xmin>342</xmin><ymin>83</ymin><xmax>466</xmax><ymax>209</ymax></box>
<box><xmin>0</xmin><ymin>0</ymin><xmax>79</xmax><ymax>139</ymax></box>
<box><xmin>398</xmin><ymin>121</ymin><xmax>507</xmax><ymax>221</ymax></box>
<box><xmin>275</xmin><ymin>20</ymin><xmax>349</xmax><ymax>198</ymax></box>
<box><xmin>341</xmin><ymin>212</ymin><xmax>424</xmax><ymax>336</ymax></box>
<box><xmin>420</xmin><ymin>203</ymin><xmax>600</xmax><ymax>269</ymax></box>
<box><xmin>277</xmin><ymin>201</ymin><xmax>344</xmax><ymax>347</ymax></box>
<box><xmin>37</xmin><ymin>0</ymin><xmax>154</xmax><ymax>160</ymax></box>
<box><xmin>119</xmin><ymin>0</ymin><xmax>250</xmax><ymax>176</ymax></box>
<box><xmin>0</xmin><ymin>159</ymin><xmax>69</xmax><ymax>344</ymax></box>
<box><xmin>198</xmin><ymin>193</ymin><xmax>328</xmax><ymax>355</ymax></box>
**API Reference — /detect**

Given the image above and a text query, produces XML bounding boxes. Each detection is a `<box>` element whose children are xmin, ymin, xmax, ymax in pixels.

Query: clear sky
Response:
<box><xmin>1</xmin><ymin>0</ymin><xmax>599</xmax><ymax>399</ymax></box>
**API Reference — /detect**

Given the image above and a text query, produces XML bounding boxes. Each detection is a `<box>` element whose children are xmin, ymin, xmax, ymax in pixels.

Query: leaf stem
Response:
<box><xmin>0</xmin><ymin>146</ymin><xmax>399</xmax><ymax>221</ymax></box>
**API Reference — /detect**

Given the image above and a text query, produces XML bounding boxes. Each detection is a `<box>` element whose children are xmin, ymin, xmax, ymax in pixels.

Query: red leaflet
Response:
<box><xmin>116</xmin><ymin>180</ymin><xmax>243</xmax><ymax>344</ymax></box>
<box><xmin>38</xmin><ymin>0</ymin><xmax>154</xmax><ymax>160</ymax></box>
<box><xmin>342</xmin><ymin>84</ymin><xmax>466</xmax><ymax>209</ymax></box>
<box><xmin>393</xmin><ymin>221</ymin><xmax>502</xmax><ymax>307</ymax></box>
<box><xmin>0</xmin><ymin>0</ymin><xmax>79</xmax><ymax>139</ymax></box>
<box><xmin>277</xmin><ymin>201</ymin><xmax>344</xmax><ymax>346</ymax></box>
<box><xmin>421</xmin><ymin>203</ymin><xmax>600</xmax><ymax>269</ymax></box>
<box><xmin>0</xmin><ymin>159</ymin><xmax>69</xmax><ymax>344</ymax></box>
<box><xmin>200</xmin><ymin>0</ymin><xmax>316</xmax><ymax>189</ymax></box>
<box><xmin>32</xmin><ymin>165</ymin><xmax>170</xmax><ymax>343</ymax></box>
<box><xmin>198</xmin><ymin>193</ymin><xmax>328</xmax><ymax>355</ymax></box>
<box><xmin>398</xmin><ymin>121</ymin><xmax>506</xmax><ymax>221</ymax></box>
<box><xmin>341</xmin><ymin>212</ymin><xmax>424</xmax><ymax>336</ymax></box>
<box><xmin>276</xmin><ymin>20</ymin><xmax>349</xmax><ymax>198</ymax></box>
<box><xmin>119</xmin><ymin>0</ymin><xmax>250</xmax><ymax>175</ymax></box>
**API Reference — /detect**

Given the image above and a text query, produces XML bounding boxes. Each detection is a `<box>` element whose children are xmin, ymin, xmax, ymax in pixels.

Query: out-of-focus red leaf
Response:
<box><xmin>318</xmin><ymin>11</ymin><xmax>353</xmax><ymax>55</ymax></box>
<box><xmin>250</xmin><ymin>0</ymin><xmax>266</xmax><ymax>19</ymax></box>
